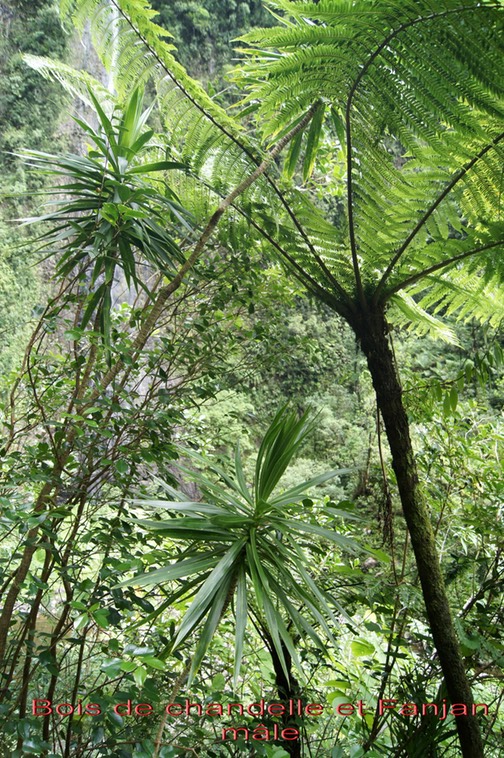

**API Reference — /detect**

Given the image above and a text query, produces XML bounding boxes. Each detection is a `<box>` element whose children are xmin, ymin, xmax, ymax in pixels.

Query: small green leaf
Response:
<box><xmin>64</xmin><ymin>328</ymin><xmax>84</xmax><ymax>341</ymax></box>
<box><xmin>351</xmin><ymin>639</ymin><xmax>375</xmax><ymax>657</ymax></box>
<box><xmin>211</xmin><ymin>673</ymin><xmax>226</xmax><ymax>691</ymax></box>
<box><xmin>133</xmin><ymin>666</ymin><xmax>147</xmax><ymax>687</ymax></box>
<box><xmin>93</xmin><ymin>610</ymin><xmax>110</xmax><ymax>629</ymax></box>
<box><xmin>443</xmin><ymin>392</ymin><xmax>452</xmax><ymax>416</ymax></box>
<box><xmin>142</xmin><ymin>656</ymin><xmax>165</xmax><ymax>670</ymax></box>
<box><xmin>450</xmin><ymin>385</ymin><xmax>458</xmax><ymax>411</ymax></box>
<box><xmin>101</xmin><ymin>658</ymin><xmax>122</xmax><ymax>677</ymax></box>
<box><xmin>115</xmin><ymin>459</ymin><xmax>129</xmax><ymax>474</ymax></box>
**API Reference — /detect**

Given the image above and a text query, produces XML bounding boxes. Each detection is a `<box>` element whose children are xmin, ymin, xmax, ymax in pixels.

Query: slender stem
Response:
<box><xmin>363</xmin><ymin>534</ymin><xmax>409</xmax><ymax>752</ymax></box>
<box><xmin>152</xmin><ymin>660</ymin><xmax>192</xmax><ymax>758</ymax></box>
<box><xmin>0</xmin><ymin>475</ymin><xmax>66</xmax><ymax>664</ymax></box>
<box><xmin>64</xmin><ymin>627</ymin><xmax>89</xmax><ymax>758</ymax></box>
<box><xmin>153</xmin><ymin>569</ymin><xmax>239</xmax><ymax>756</ymax></box>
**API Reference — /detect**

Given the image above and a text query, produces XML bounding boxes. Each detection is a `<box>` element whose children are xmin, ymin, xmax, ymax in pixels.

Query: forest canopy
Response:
<box><xmin>0</xmin><ymin>1</ymin><xmax>502</xmax><ymax>757</ymax></box>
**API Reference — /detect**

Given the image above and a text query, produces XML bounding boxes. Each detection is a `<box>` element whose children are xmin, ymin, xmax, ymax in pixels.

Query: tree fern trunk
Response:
<box><xmin>354</xmin><ymin>307</ymin><xmax>483</xmax><ymax>758</ymax></box>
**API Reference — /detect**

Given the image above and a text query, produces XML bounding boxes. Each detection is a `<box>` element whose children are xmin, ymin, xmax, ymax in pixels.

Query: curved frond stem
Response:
<box><xmin>374</xmin><ymin>131</ymin><xmax>504</xmax><ymax>302</ymax></box>
<box><xmin>108</xmin><ymin>0</ymin><xmax>328</xmax><ymax>279</ymax></box>
<box><xmin>190</xmin><ymin>155</ymin><xmax>352</xmax><ymax>307</ymax></box>
<box><xmin>386</xmin><ymin>239</ymin><xmax>504</xmax><ymax>297</ymax></box>
<box><xmin>344</xmin><ymin>3</ymin><xmax>500</xmax><ymax>307</ymax></box>
<box><xmin>186</xmin><ymin>164</ymin><xmax>351</xmax><ymax>311</ymax></box>
<box><xmin>108</xmin><ymin>0</ymin><xmax>245</xmax><ymax>143</ymax></box>
<box><xmin>267</xmin><ymin>167</ymin><xmax>337</xmax><ymax>287</ymax></box>
<box><xmin>347</xmin><ymin>5</ymin><xmax>493</xmax><ymax>112</ymax></box>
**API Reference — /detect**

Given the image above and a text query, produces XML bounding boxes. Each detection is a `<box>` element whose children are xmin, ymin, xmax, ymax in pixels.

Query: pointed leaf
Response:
<box><xmin>173</xmin><ymin>538</ymin><xmax>246</xmax><ymax>648</ymax></box>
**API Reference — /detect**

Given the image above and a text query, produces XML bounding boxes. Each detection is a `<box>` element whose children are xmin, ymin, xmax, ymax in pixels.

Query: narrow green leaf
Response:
<box><xmin>173</xmin><ymin>538</ymin><xmax>246</xmax><ymax>648</ymax></box>
<box><xmin>233</xmin><ymin>563</ymin><xmax>247</xmax><ymax>690</ymax></box>
<box><xmin>135</xmin><ymin>499</ymin><xmax>225</xmax><ymax>516</ymax></box>
<box><xmin>450</xmin><ymin>385</ymin><xmax>458</xmax><ymax>411</ymax></box>
<box><xmin>234</xmin><ymin>440</ymin><xmax>253</xmax><ymax>504</ymax></box>
<box><xmin>126</xmin><ymin>128</ymin><xmax>155</xmax><ymax>155</ymax></box>
<box><xmin>330</xmin><ymin>106</ymin><xmax>346</xmax><ymax>152</ymax></box>
<box><xmin>114</xmin><ymin>552</ymin><xmax>220</xmax><ymax>588</ymax></box>
<box><xmin>128</xmin><ymin>161</ymin><xmax>187</xmax><ymax>175</ymax></box>
<box><xmin>283</xmin><ymin>128</ymin><xmax>304</xmax><ymax>180</ymax></box>
<box><xmin>80</xmin><ymin>284</ymin><xmax>106</xmax><ymax>330</ymax></box>
<box><xmin>188</xmin><ymin>575</ymin><xmax>234</xmax><ymax>685</ymax></box>
<box><xmin>282</xmin><ymin>519</ymin><xmax>356</xmax><ymax>548</ymax></box>
<box><xmin>270</xmin><ymin>468</ymin><xmax>355</xmax><ymax>506</ymax></box>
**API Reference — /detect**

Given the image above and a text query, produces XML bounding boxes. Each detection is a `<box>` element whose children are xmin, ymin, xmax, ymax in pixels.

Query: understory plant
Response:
<box><xmin>119</xmin><ymin>406</ymin><xmax>359</xmax><ymax>689</ymax></box>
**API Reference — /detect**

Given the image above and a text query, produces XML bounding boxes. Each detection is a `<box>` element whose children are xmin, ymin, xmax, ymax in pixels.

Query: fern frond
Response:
<box><xmin>22</xmin><ymin>54</ymin><xmax>115</xmax><ymax>112</ymax></box>
<box><xmin>390</xmin><ymin>292</ymin><xmax>459</xmax><ymax>344</ymax></box>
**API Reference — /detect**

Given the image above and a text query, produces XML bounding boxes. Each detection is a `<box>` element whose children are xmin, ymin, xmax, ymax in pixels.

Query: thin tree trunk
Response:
<box><xmin>269</xmin><ymin>638</ymin><xmax>302</xmax><ymax>758</ymax></box>
<box><xmin>354</xmin><ymin>307</ymin><xmax>483</xmax><ymax>758</ymax></box>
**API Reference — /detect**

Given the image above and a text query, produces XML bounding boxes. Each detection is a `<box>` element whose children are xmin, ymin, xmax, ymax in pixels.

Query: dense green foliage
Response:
<box><xmin>0</xmin><ymin>1</ymin><xmax>502</xmax><ymax>757</ymax></box>
<box><xmin>0</xmin><ymin>0</ymin><xmax>67</xmax><ymax>377</ymax></box>
<box><xmin>150</xmin><ymin>0</ymin><xmax>271</xmax><ymax>80</ymax></box>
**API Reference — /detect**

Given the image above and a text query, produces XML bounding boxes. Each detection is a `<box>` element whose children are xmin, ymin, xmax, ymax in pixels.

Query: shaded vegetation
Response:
<box><xmin>0</xmin><ymin>2</ymin><xmax>502</xmax><ymax>757</ymax></box>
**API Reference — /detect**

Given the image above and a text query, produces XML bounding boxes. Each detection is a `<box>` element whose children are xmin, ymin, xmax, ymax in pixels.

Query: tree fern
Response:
<box><xmin>38</xmin><ymin>0</ymin><xmax>504</xmax><ymax>331</ymax></box>
<box><xmin>232</xmin><ymin>6</ymin><xmax>503</xmax><ymax>754</ymax></box>
<box><xmin>235</xmin><ymin>0</ymin><xmax>504</xmax><ymax>331</ymax></box>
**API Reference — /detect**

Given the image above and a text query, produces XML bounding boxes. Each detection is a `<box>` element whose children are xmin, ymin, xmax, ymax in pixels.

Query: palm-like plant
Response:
<box><xmin>118</xmin><ymin>406</ymin><xmax>357</xmax><ymax>686</ymax></box>
<box><xmin>20</xmin><ymin>86</ymin><xmax>191</xmax><ymax>346</ymax></box>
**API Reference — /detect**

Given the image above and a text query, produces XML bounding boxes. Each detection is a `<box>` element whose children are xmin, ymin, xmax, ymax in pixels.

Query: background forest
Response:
<box><xmin>0</xmin><ymin>1</ymin><xmax>503</xmax><ymax>757</ymax></box>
